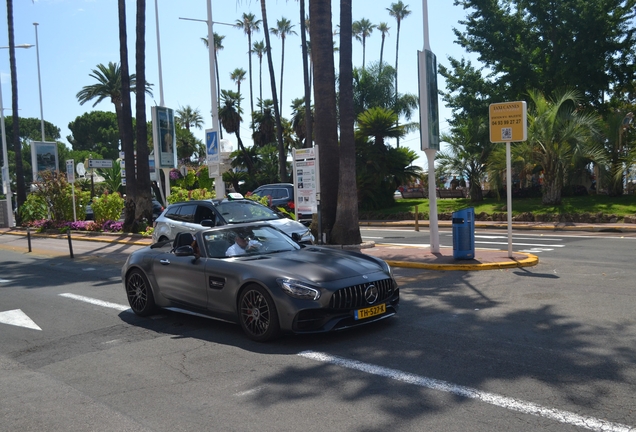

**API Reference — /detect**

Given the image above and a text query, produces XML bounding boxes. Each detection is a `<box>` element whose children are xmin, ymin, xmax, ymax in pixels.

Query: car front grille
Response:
<box><xmin>328</xmin><ymin>278</ymin><xmax>395</xmax><ymax>310</ymax></box>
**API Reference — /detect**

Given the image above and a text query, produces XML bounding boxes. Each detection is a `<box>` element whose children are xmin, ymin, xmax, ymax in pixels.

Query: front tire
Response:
<box><xmin>238</xmin><ymin>285</ymin><xmax>280</xmax><ymax>342</ymax></box>
<box><xmin>126</xmin><ymin>269</ymin><xmax>156</xmax><ymax>316</ymax></box>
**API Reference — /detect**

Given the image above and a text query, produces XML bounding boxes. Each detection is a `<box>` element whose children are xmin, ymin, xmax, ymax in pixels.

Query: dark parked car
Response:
<box><xmin>251</xmin><ymin>183</ymin><xmax>313</xmax><ymax>223</ymax></box>
<box><xmin>152</xmin><ymin>195</ymin><xmax>314</xmax><ymax>244</ymax></box>
<box><xmin>123</xmin><ymin>223</ymin><xmax>399</xmax><ymax>341</ymax></box>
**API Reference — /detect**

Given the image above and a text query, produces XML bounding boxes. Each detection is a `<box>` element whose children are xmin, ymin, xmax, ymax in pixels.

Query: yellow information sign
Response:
<box><xmin>489</xmin><ymin>101</ymin><xmax>527</xmax><ymax>142</ymax></box>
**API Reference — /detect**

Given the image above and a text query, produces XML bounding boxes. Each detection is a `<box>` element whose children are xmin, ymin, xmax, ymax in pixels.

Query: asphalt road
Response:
<box><xmin>1</xmin><ymin>232</ymin><xmax>635</xmax><ymax>431</ymax></box>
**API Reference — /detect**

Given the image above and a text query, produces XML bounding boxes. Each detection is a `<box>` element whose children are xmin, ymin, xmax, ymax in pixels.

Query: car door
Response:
<box><xmin>151</xmin><ymin>248</ymin><xmax>208</xmax><ymax>307</ymax></box>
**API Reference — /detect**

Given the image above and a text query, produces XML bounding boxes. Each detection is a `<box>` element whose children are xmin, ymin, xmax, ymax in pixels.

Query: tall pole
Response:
<box><xmin>154</xmin><ymin>0</ymin><xmax>165</xmax><ymax>107</ymax></box>
<box><xmin>1</xmin><ymin>82</ymin><xmax>14</xmax><ymax>227</ymax></box>
<box><xmin>421</xmin><ymin>0</ymin><xmax>439</xmax><ymax>253</ymax></box>
<box><xmin>33</xmin><ymin>23</ymin><xmax>45</xmax><ymax>142</ymax></box>
<box><xmin>207</xmin><ymin>0</ymin><xmax>219</xmax><ymax>131</ymax></box>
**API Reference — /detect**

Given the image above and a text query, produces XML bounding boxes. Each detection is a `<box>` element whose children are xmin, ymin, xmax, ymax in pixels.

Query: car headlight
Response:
<box><xmin>277</xmin><ymin>278</ymin><xmax>321</xmax><ymax>301</ymax></box>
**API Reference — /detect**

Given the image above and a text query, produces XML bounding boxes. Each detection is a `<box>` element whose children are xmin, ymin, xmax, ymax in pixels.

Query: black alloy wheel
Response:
<box><xmin>238</xmin><ymin>285</ymin><xmax>280</xmax><ymax>342</ymax></box>
<box><xmin>126</xmin><ymin>269</ymin><xmax>156</xmax><ymax>316</ymax></box>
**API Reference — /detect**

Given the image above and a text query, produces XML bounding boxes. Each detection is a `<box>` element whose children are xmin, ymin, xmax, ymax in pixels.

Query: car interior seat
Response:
<box><xmin>172</xmin><ymin>232</ymin><xmax>195</xmax><ymax>251</ymax></box>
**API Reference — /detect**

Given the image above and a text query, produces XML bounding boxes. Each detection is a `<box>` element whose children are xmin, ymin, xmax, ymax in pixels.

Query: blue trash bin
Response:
<box><xmin>452</xmin><ymin>207</ymin><xmax>475</xmax><ymax>259</ymax></box>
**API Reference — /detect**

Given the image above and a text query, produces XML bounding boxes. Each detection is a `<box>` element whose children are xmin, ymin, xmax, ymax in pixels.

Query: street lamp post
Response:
<box><xmin>1</xmin><ymin>43</ymin><xmax>33</xmax><ymax>228</ymax></box>
<box><xmin>33</xmin><ymin>23</ymin><xmax>45</xmax><ymax>141</ymax></box>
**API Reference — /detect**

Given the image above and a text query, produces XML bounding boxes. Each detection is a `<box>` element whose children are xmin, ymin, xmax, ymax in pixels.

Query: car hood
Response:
<box><xmin>267</xmin><ymin>217</ymin><xmax>308</xmax><ymax>234</ymax></box>
<box><xmin>236</xmin><ymin>247</ymin><xmax>386</xmax><ymax>283</ymax></box>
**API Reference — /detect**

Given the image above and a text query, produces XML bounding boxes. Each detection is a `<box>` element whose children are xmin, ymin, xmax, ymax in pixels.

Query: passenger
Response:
<box><xmin>226</xmin><ymin>231</ymin><xmax>262</xmax><ymax>257</ymax></box>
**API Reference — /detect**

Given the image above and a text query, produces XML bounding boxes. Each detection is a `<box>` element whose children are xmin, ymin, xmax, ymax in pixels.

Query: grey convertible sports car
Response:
<box><xmin>122</xmin><ymin>222</ymin><xmax>399</xmax><ymax>341</ymax></box>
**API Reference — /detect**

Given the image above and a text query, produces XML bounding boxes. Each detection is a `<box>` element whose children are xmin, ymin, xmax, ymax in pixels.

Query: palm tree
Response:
<box><xmin>116</xmin><ymin>0</ymin><xmax>138</xmax><ymax>232</ymax></box>
<box><xmin>387</xmin><ymin>1</ymin><xmax>411</xmax><ymax>147</ymax></box>
<box><xmin>297</xmin><ymin>0</ymin><xmax>312</xmax><ymax>148</ymax></box>
<box><xmin>377</xmin><ymin>22</ymin><xmax>390</xmax><ymax>68</ymax></box>
<box><xmin>356</xmin><ymin>107</ymin><xmax>405</xmax><ymax>149</ymax></box>
<box><xmin>176</xmin><ymin>106</ymin><xmax>204</xmax><ymax>131</ymax></box>
<box><xmin>270</xmin><ymin>17</ymin><xmax>297</xmax><ymax>118</ymax></box>
<box><xmin>134</xmin><ymin>0</ymin><xmax>153</xmax><ymax>224</ymax></box>
<box><xmin>219</xmin><ymin>89</ymin><xmax>254</xmax><ymax>174</ymax></box>
<box><xmin>352</xmin><ymin>18</ymin><xmax>375</xmax><ymax>70</ymax></box>
<box><xmin>438</xmin><ymin>118</ymin><xmax>492</xmax><ymax>202</ymax></box>
<box><xmin>252</xmin><ymin>99</ymin><xmax>276</xmax><ymax>147</ymax></box>
<box><xmin>309</xmin><ymin>0</ymin><xmax>339</xmax><ymax>238</ymax></box>
<box><xmin>235</xmin><ymin>13</ymin><xmax>262</xmax><ymax>120</ymax></box>
<box><xmin>6</xmin><ymin>0</ymin><xmax>27</xmax><ymax>218</ymax></box>
<box><xmin>76</xmin><ymin>62</ymin><xmax>150</xmax><ymax>133</ymax></box>
<box><xmin>258</xmin><ymin>0</ymin><xmax>287</xmax><ymax>182</ymax></box>
<box><xmin>252</xmin><ymin>40</ymin><xmax>266</xmax><ymax>111</ymax></box>
<box><xmin>230</xmin><ymin>68</ymin><xmax>247</xmax><ymax>110</ymax></box>
<box><xmin>331</xmin><ymin>0</ymin><xmax>361</xmax><ymax>246</ymax></box>
<box><xmin>507</xmin><ymin>89</ymin><xmax>600</xmax><ymax>205</ymax></box>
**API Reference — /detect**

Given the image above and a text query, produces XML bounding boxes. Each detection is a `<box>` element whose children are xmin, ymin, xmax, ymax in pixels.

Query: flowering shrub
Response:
<box><xmin>169</xmin><ymin>169</ymin><xmax>182</xmax><ymax>180</ymax></box>
<box><xmin>102</xmin><ymin>220</ymin><xmax>124</xmax><ymax>232</ymax></box>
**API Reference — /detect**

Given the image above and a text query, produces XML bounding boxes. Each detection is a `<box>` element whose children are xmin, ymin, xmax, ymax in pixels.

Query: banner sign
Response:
<box><xmin>31</xmin><ymin>141</ymin><xmax>59</xmax><ymax>181</ymax></box>
<box><xmin>292</xmin><ymin>147</ymin><xmax>320</xmax><ymax>216</ymax></box>
<box><xmin>152</xmin><ymin>106</ymin><xmax>177</xmax><ymax>168</ymax></box>
<box><xmin>66</xmin><ymin>160</ymin><xmax>75</xmax><ymax>183</ymax></box>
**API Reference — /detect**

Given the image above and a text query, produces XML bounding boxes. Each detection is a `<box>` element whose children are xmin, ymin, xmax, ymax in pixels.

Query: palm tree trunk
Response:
<box><xmin>248</xmin><ymin>33</ymin><xmax>255</xmax><ymax>123</ymax></box>
<box><xmin>299</xmin><ymin>0</ymin><xmax>312</xmax><ymax>148</ymax></box>
<box><xmin>279</xmin><ymin>38</ymin><xmax>285</xmax><ymax>118</ymax></box>
<box><xmin>258</xmin><ymin>55</ymin><xmax>263</xmax><ymax>112</ymax></box>
<box><xmin>260</xmin><ymin>0</ymin><xmax>287</xmax><ymax>182</ymax></box>
<box><xmin>310</xmin><ymin>0</ymin><xmax>339</xmax><ymax>239</ymax></box>
<box><xmin>394</xmin><ymin>21</ymin><xmax>401</xmax><ymax>148</ymax></box>
<box><xmin>331</xmin><ymin>0</ymin><xmax>361</xmax><ymax>245</ymax></box>
<box><xmin>379</xmin><ymin>35</ymin><xmax>385</xmax><ymax>68</ymax></box>
<box><xmin>6</xmin><ymin>0</ymin><xmax>26</xmax><ymax>219</ymax></box>
<box><xmin>118</xmin><ymin>0</ymin><xmax>138</xmax><ymax>232</ymax></box>
<box><xmin>135</xmin><ymin>0</ymin><xmax>153</xmax><ymax>222</ymax></box>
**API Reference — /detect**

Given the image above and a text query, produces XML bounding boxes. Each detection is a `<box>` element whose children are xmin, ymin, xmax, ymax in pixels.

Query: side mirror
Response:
<box><xmin>201</xmin><ymin>219</ymin><xmax>215</xmax><ymax>227</ymax></box>
<box><xmin>174</xmin><ymin>245</ymin><xmax>195</xmax><ymax>257</ymax></box>
<box><xmin>291</xmin><ymin>232</ymin><xmax>302</xmax><ymax>243</ymax></box>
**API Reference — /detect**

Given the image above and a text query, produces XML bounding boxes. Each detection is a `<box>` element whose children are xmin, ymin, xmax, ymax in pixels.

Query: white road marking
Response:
<box><xmin>475</xmin><ymin>240</ymin><xmax>565</xmax><ymax>247</ymax></box>
<box><xmin>0</xmin><ymin>279</ymin><xmax>10</xmax><ymax>283</ymax></box>
<box><xmin>298</xmin><ymin>351</ymin><xmax>634</xmax><ymax>432</ymax></box>
<box><xmin>59</xmin><ymin>293</ymin><xmax>130</xmax><ymax>312</ymax></box>
<box><xmin>0</xmin><ymin>309</ymin><xmax>42</xmax><ymax>330</ymax></box>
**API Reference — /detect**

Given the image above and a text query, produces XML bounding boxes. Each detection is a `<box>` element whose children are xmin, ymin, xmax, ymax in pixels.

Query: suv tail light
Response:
<box><xmin>287</xmin><ymin>200</ymin><xmax>295</xmax><ymax>209</ymax></box>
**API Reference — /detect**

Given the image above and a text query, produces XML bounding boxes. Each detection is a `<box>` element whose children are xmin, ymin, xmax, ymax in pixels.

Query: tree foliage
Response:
<box><xmin>67</xmin><ymin>111</ymin><xmax>121</xmax><ymax>160</ymax></box>
<box><xmin>453</xmin><ymin>0</ymin><xmax>636</xmax><ymax>106</ymax></box>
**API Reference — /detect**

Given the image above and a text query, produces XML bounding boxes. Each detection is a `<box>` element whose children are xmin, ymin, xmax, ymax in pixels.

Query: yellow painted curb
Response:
<box><xmin>385</xmin><ymin>252</ymin><xmax>538</xmax><ymax>271</ymax></box>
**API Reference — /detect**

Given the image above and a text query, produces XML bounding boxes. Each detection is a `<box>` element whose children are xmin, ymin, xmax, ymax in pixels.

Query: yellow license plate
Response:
<box><xmin>355</xmin><ymin>304</ymin><xmax>386</xmax><ymax>320</ymax></box>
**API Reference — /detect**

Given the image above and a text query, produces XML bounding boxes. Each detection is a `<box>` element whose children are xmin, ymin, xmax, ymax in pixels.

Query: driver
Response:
<box><xmin>226</xmin><ymin>231</ymin><xmax>262</xmax><ymax>257</ymax></box>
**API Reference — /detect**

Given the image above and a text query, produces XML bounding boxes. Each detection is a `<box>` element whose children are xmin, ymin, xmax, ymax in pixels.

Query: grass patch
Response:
<box><xmin>380</xmin><ymin>194</ymin><xmax>636</xmax><ymax>218</ymax></box>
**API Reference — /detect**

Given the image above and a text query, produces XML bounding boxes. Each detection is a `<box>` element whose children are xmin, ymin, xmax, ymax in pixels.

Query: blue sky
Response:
<box><xmin>1</xmin><ymin>0</ymin><xmax>475</xmax><ymax>170</ymax></box>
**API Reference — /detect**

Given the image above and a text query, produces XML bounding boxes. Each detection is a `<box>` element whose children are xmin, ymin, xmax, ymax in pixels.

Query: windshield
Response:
<box><xmin>215</xmin><ymin>200</ymin><xmax>280</xmax><ymax>223</ymax></box>
<box><xmin>203</xmin><ymin>225</ymin><xmax>301</xmax><ymax>258</ymax></box>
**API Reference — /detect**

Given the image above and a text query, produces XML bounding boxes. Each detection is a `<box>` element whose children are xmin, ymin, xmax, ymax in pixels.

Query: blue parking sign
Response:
<box><xmin>206</xmin><ymin>130</ymin><xmax>218</xmax><ymax>156</ymax></box>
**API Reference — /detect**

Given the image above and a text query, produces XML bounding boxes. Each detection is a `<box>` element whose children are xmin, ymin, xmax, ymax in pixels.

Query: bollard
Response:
<box><xmin>414</xmin><ymin>205</ymin><xmax>420</xmax><ymax>232</ymax></box>
<box><xmin>67</xmin><ymin>230</ymin><xmax>74</xmax><ymax>258</ymax></box>
<box><xmin>27</xmin><ymin>227</ymin><xmax>32</xmax><ymax>252</ymax></box>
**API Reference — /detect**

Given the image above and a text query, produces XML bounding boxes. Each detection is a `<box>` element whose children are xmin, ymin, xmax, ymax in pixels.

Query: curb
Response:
<box><xmin>382</xmin><ymin>251</ymin><xmax>538</xmax><ymax>271</ymax></box>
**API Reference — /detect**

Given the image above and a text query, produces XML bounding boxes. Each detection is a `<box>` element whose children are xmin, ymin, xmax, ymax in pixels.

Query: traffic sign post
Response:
<box><xmin>66</xmin><ymin>160</ymin><xmax>77</xmax><ymax>222</ymax></box>
<box><xmin>489</xmin><ymin>101</ymin><xmax>527</xmax><ymax>257</ymax></box>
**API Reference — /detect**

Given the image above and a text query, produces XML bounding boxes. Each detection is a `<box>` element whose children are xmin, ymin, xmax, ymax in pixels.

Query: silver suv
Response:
<box><xmin>152</xmin><ymin>197</ymin><xmax>314</xmax><ymax>244</ymax></box>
